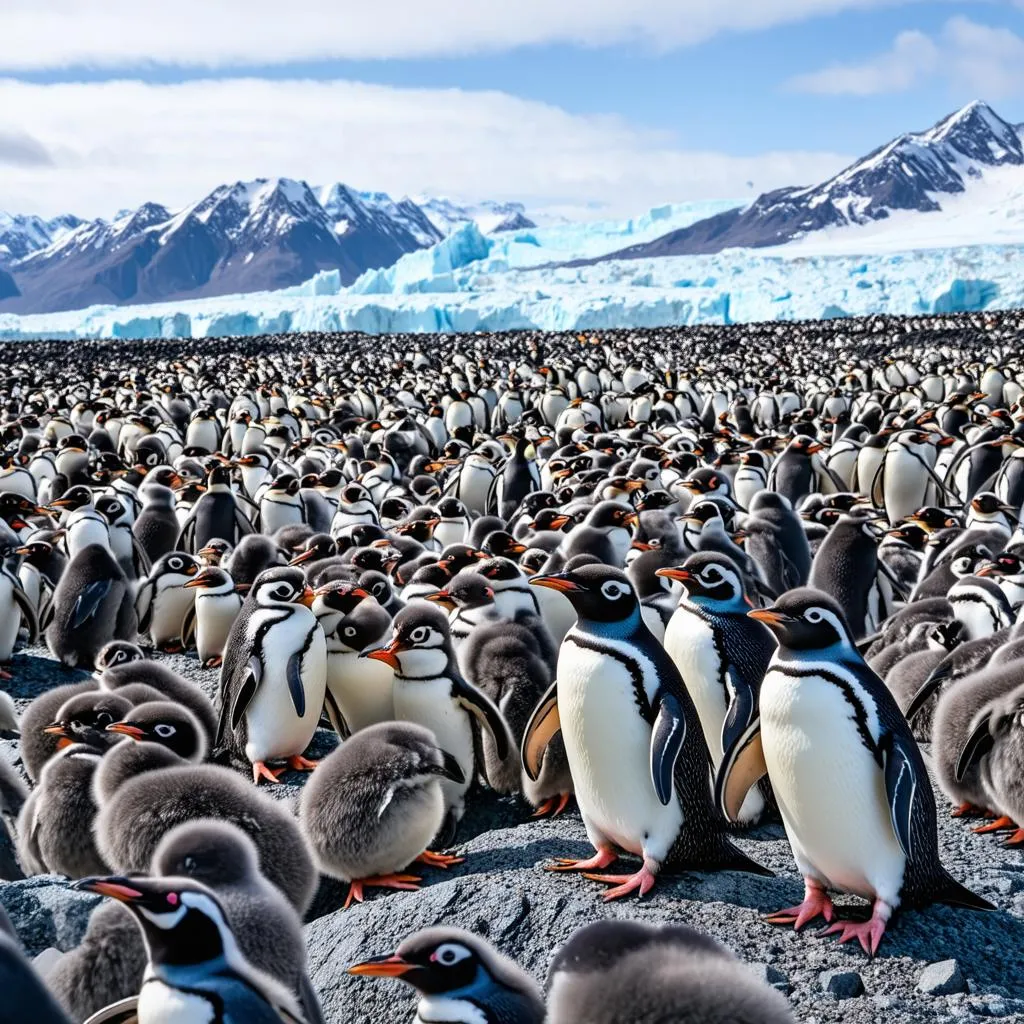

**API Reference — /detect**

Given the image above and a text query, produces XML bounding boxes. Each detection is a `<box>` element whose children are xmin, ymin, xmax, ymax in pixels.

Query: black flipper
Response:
<box><xmin>881</xmin><ymin>730</ymin><xmax>919</xmax><ymax>860</ymax></box>
<box><xmin>452</xmin><ymin>674</ymin><xmax>511</xmax><ymax>760</ymax></box>
<box><xmin>230</xmin><ymin>656</ymin><xmax>263</xmax><ymax>731</ymax></box>
<box><xmin>10</xmin><ymin>583</ymin><xmax>39</xmax><ymax>643</ymax></box>
<box><xmin>934</xmin><ymin>872</ymin><xmax>995</xmax><ymax>912</ymax></box>
<box><xmin>522</xmin><ymin>680</ymin><xmax>559</xmax><ymax>781</ymax></box>
<box><xmin>323</xmin><ymin>690</ymin><xmax>351</xmax><ymax>740</ymax></box>
<box><xmin>905</xmin><ymin>660</ymin><xmax>952</xmax><ymax>722</ymax></box>
<box><xmin>956</xmin><ymin>712</ymin><xmax>994</xmax><ymax>783</ymax></box>
<box><xmin>721</xmin><ymin>664</ymin><xmax>756</xmax><ymax>758</ymax></box>
<box><xmin>650</xmin><ymin>690</ymin><xmax>686</xmax><ymax>806</ymax></box>
<box><xmin>286</xmin><ymin>635</ymin><xmax>312</xmax><ymax>718</ymax></box>
<box><xmin>71</xmin><ymin>579</ymin><xmax>112</xmax><ymax>629</ymax></box>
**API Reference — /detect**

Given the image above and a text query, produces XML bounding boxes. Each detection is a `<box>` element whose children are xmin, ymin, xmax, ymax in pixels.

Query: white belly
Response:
<box><xmin>434</xmin><ymin>520</ymin><xmax>466</xmax><ymax>549</ymax></box>
<box><xmin>416</xmin><ymin>997</ymin><xmax>488</xmax><ymax>1024</ymax></box>
<box><xmin>326</xmin><ymin>649</ymin><xmax>395</xmax><ymax>733</ymax></box>
<box><xmin>558</xmin><ymin>636</ymin><xmax>682</xmax><ymax>862</ymax></box>
<box><xmin>883</xmin><ymin>449</ymin><xmax>930</xmax><ymax>523</ymax></box>
<box><xmin>0</xmin><ymin>578</ymin><xmax>22</xmax><ymax>661</ymax></box>
<box><xmin>67</xmin><ymin>517</ymin><xmax>110</xmax><ymax>557</ymax></box>
<box><xmin>195</xmin><ymin>594</ymin><xmax>240</xmax><ymax>661</ymax></box>
<box><xmin>393</xmin><ymin>677</ymin><xmax>473</xmax><ymax>815</ymax></box>
<box><xmin>244</xmin><ymin>613</ymin><xmax>326</xmax><ymax>763</ymax></box>
<box><xmin>138</xmin><ymin>978</ymin><xmax>215</xmax><ymax>1024</ymax></box>
<box><xmin>151</xmin><ymin>585</ymin><xmax>196</xmax><ymax>645</ymax></box>
<box><xmin>760</xmin><ymin>665</ymin><xmax>905</xmax><ymax>904</ymax></box>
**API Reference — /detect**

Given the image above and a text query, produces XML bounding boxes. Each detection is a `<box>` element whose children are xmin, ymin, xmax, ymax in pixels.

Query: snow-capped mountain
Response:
<box><xmin>0</xmin><ymin>212</ymin><xmax>83</xmax><ymax>263</ymax></box>
<box><xmin>416</xmin><ymin>197</ymin><xmax>535</xmax><ymax>236</ymax></box>
<box><xmin>600</xmin><ymin>101</ymin><xmax>1024</xmax><ymax>260</ymax></box>
<box><xmin>0</xmin><ymin>179</ymin><xmax>444</xmax><ymax>314</ymax></box>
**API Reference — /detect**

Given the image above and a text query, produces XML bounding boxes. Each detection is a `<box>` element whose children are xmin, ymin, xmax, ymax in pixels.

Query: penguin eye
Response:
<box><xmin>343</xmin><ymin>626</ymin><xmax>357</xmax><ymax>638</ymax></box>
<box><xmin>408</xmin><ymin>626</ymin><xmax>428</xmax><ymax>644</ymax></box>
<box><xmin>70</xmin><ymin>719</ymin><xmax>82</xmax><ymax>731</ymax></box>
<box><xmin>600</xmin><ymin>580</ymin><xmax>630</xmax><ymax>600</ymax></box>
<box><xmin>95</xmin><ymin>712</ymin><xmax>112</xmax><ymax>726</ymax></box>
<box><xmin>649</xmin><ymin>538</ymin><xmax>661</xmax><ymax>549</ymax></box>
<box><xmin>168</xmin><ymin>557</ymin><xmax>183</xmax><ymax>570</ymax></box>
<box><xmin>154</xmin><ymin>724</ymin><xmax>176</xmax><ymax>738</ymax></box>
<box><xmin>146</xmin><ymin>454</ymin><xmax>158</xmax><ymax>465</ymax></box>
<box><xmin>113</xmin><ymin>653</ymin><xmax>125</xmax><ymax>663</ymax></box>
<box><xmin>273</xmin><ymin>586</ymin><xmax>294</xmax><ymax>601</ymax></box>
<box><xmin>805</xmin><ymin>608</ymin><xmax>823</xmax><ymax>623</ymax></box>
<box><xmin>431</xmin><ymin>943</ymin><xmax>471</xmax><ymax>966</ymax></box>
<box><xmin>701</xmin><ymin>568</ymin><xmax>721</xmax><ymax>582</ymax></box>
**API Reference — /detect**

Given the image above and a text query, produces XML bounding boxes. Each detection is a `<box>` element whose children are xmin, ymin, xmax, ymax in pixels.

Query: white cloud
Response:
<box><xmin>1</xmin><ymin>0</ymin><xmax>915</xmax><ymax>68</ymax></box>
<box><xmin>786</xmin><ymin>16</ymin><xmax>1024</xmax><ymax>97</ymax></box>
<box><xmin>0</xmin><ymin>78</ymin><xmax>850</xmax><ymax>219</ymax></box>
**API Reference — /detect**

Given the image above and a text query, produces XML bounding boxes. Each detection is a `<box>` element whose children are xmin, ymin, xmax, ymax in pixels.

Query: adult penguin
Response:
<box><xmin>717</xmin><ymin>589</ymin><xmax>992</xmax><ymax>954</ymax></box>
<box><xmin>494</xmin><ymin>435</ymin><xmax>541</xmax><ymax>521</ymax></box>
<box><xmin>178</xmin><ymin>462</ymin><xmax>254</xmax><ymax>553</ymax></box>
<box><xmin>525</xmin><ymin>564</ymin><xmax>769</xmax><ymax>900</ymax></box>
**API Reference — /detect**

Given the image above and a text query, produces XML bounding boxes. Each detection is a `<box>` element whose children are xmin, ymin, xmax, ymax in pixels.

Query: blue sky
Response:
<box><xmin>1</xmin><ymin>1</ymin><xmax>1023</xmax><ymax>219</ymax></box>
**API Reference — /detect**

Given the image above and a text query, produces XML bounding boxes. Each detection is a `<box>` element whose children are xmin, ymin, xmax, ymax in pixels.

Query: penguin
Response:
<box><xmin>107</xmin><ymin>701</ymin><xmax>209</xmax><ymax>761</ymax></box>
<box><xmin>0</xmin><ymin>548</ymin><xmax>38</xmax><ymax>665</ymax></box>
<box><xmin>135</xmin><ymin>551</ymin><xmax>202</xmax><ymax>651</ymax></box>
<box><xmin>555</xmin><ymin>501</ymin><xmax>636</xmax><ymax>569</ymax></box>
<box><xmin>18</xmin><ymin>679</ymin><xmax>98</xmax><ymax>782</ymax></box>
<box><xmin>495</xmin><ymin>436</ymin><xmax>541</xmax><ymax>520</ymax></box>
<box><xmin>364</xmin><ymin>603</ymin><xmax>512</xmax><ymax>833</ymax></box>
<box><xmin>717</xmin><ymin>588</ymin><xmax>992</xmax><ymax>954</ymax></box>
<box><xmin>299</xmin><ymin>721</ymin><xmax>465</xmax><ymax>908</ymax></box>
<box><xmin>258</xmin><ymin>473</ymin><xmax>306</xmax><ymax>535</ymax></box>
<box><xmin>742</xmin><ymin>491</ymin><xmax>812</xmax><ymax>594</ymax></box>
<box><xmin>181</xmin><ymin>565</ymin><xmax>243</xmax><ymax>667</ymax></box>
<box><xmin>46</xmin><ymin>544</ymin><xmax>137</xmax><ymax>669</ymax></box>
<box><xmin>525</xmin><ymin>564</ymin><xmax>769</xmax><ymax>900</ymax></box>
<box><xmin>178</xmin><ymin>462</ymin><xmax>255</xmax><ymax>552</ymax></box>
<box><xmin>227</xmin><ymin>533</ymin><xmax>286</xmax><ymax>590</ymax></box>
<box><xmin>73</xmin><ymin>875</ymin><xmax>307</xmax><ymax>1024</ymax></box>
<box><xmin>216</xmin><ymin>566</ymin><xmax>327</xmax><ymax>783</ymax></box>
<box><xmin>92</xmin><ymin>740</ymin><xmax>317</xmax><ymax>912</ymax></box>
<box><xmin>434</xmin><ymin>497</ymin><xmax>473</xmax><ymax>549</ymax></box>
<box><xmin>132</xmin><ymin>482</ymin><xmax>182</xmax><ymax>563</ymax></box>
<box><xmin>0</xmin><ymin>917</ymin><xmax>75</xmax><ymax>1024</ymax></box>
<box><xmin>947</xmin><ymin>575</ymin><xmax>1013</xmax><ymax>640</ymax></box>
<box><xmin>350</xmin><ymin>927</ymin><xmax>545</xmax><ymax>1024</ymax></box>
<box><xmin>658</xmin><ymin>553</ymin><xmax>776</xmax><ymax>825</ymax></box>
<box><xmin>545</xmin><ymin>920</ymin><xmax>794</xmax><ymax>1024</ymax></box>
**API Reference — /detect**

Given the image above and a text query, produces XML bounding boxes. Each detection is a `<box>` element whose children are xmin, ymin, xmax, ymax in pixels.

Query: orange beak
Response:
<box><xmin>106</xmin><ymin>723</ymin><xmax>145</xmax><ymax>740</ymax></box>
<box><xmin>424</xmin><ymin>591</ymin><xmax>456</xmax><ymax>609</ymax></box>
<box><xmin>74</xmin><ymin>879</ymin><xmax>146</xmax><ymax>902</ymax></box>
<box><xmin>364</xmin><ymin>641</ymin><xmax>401</xmax><ymax>669</ymax></box>
<box><xmin>529</xmin><ymin>575</ymin><xmax>583</xmax><ymax>593</ymax></box>
<box><xmin>625</xmin><ymin>480</ymin><xmax>645</xmax><ymax>492</ymax></box>
<box><xmin>349</xmin><ymin>954</ymin><xmax>417</xmax><ymax>978</ymax></box>
<box><xmin>289</xmin><ymin>548</ymin><xmax>317</xmax><ymax>565</ymax></box>
<box><xmin>748</xmin><ymin>608</ymin><xmax>786</xmax><ymax>625</ymax></box>
<box><xmin>655</xmin><ymin>567</ymin><xmax>691</xmax><ymax>583</ymax></box>
<box><xmin>43</xmin><ymin>723</ymin><xmax>68</xmax><ymax>737</ymax></box>
<box><xmin>297</xmin><ymin>586</ymin><xmax>316</xmax><ymax>608</ymax></box>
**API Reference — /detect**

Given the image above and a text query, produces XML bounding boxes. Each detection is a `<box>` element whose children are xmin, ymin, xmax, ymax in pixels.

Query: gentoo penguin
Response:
<box><xmin>92</xmin><ymin>740</ymin><xmax>317</xmax><ymax>912</ymax></box>
<box><xmin>434</xmin><ymin>496</ymin><xmax>473</xmax><ymax>549</ymax></box>
<box><xmin>17</xmin><ymin>744</ymin><xmax>109</xmax><ymax>878</ymax></box>
<box><xmin>495</xmin><ymin>436</ymin><xmax>542</xmax><ymax>520</ymax></box>
<box><xmin>132</xmin><ymin>482</ymin><xmax>181</xmax><ymax>564</ymax></box>
<box><xmin>216</xmin><ymin>566</ymin><xmax>327</xmax><ymax>783</ymax></box>
<box><xmin>227</xmin><ymin>533</ymin><xmax>286</xmax><ymax>589</ymax></box>
<box><xmin>177</xmin><ymin>463</ymin><xmax>254</xmax><ymax>552</ymax></box>
<box><xmin>658</xmin><ymin>553</ymin><xmax>776</xmax><ymax>824</ymax></box>
<box><xmin>525</xmin><ymin>564</ymin><xmax>769</xmax><ymax>900</ymax></box>
<box><xmin>555</xmin><ymin>500</ymin><xmax>637</xmax><ymax>568</ymax></box>
<box><xmin>0</xmin><ymin>550</ymin><xmax>38</xmax><ymax>664</ymax></box>
<box><xmin>107</xmin><ymin>700</ymin><xmax>209</xmax><ymax>761</ymax></box>
<box><xmin>350</xmin><ymin>927</ymin><xmax>545</xmax><ymax>1024</ymax></box>
<box><xmin>46</xmin><ymin>544</ymin><xmax>137</xmax><ymax>668</ymax></box>
<box><xmin>718</xmin><ymin>589</ymin><xmax>992</xmax><ymax>954</ymax></box>
<box><xmin>135</xmin><ymin>551</ymin><xmax>202</xmax><ymax>650</ymax></box>
<box><xmin>545</xmin><ymin>920</ymin><xmax>793</xmax><ymax>1024</ymax></box>
<box><xmin>0</xmin><ymin>917</ymin><xmax>74</xmax><ymax>1024</ymax></box>
<box><xmin>258</xmin><ymin>473</ymin><xmax>305</xmax><ymax>535</ymax></box>
<box><xmin>18</xmin><ymin>679</ymin><xmax>98</xmax><ymax>782</ymax></box>
<box><xmin>364</xmin><ymin>603</ymin><xmax>512</xmax><ymax>833</ymax></box>
<box><xmin>312</xmin><ymin>582</ymin><xmax>394</xmax><ymax>737</ymax></box>
<box><xmin>181</xmin><ymin>565</ymin><xmax>243</xmax><ymax>667</ymax></box>
<box><xmin>743</xmin><ymin>491</ymin><xmax>812</xmax><ymax>593</ymax></box>
<box><xmin>74</xmin><ymin>876</ymin><xmax>307</xmax><ymax>1023</ymax></box>
<box><xmin>299</xmin><ymin>721</ymin><xmax>465</xmax><ymax>908</ymax></box>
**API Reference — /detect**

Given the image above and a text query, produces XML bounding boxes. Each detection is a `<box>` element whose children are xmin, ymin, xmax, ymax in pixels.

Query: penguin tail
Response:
<box><xmin>934</xmin><ymin>872</ymin><xmax>995</xmax><ymax>913</ymax></box>
<box><xmin>723</xmin><ymin>841</ymin><xmax>775</xmax><ymax>878</ymax></box>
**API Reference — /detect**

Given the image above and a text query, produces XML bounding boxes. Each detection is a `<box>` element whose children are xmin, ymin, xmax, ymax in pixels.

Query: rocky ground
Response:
<box><xmin>2</xmin><ymin>645</ymin><xmax>1024</xmax><ymax>1022</ymax></box>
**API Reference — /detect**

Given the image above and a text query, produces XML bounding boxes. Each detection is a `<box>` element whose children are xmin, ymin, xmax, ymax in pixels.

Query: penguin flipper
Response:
<box><xmin>720</xmin><ymin>665</ymin><xmax>756</xmax><ymax>758</ymax></box>
<box><xmin>10</xmin><ymin>582</ymin><xmax>39</xmax><ymax>644</ymax></box>
<box><xmin>286</xmin><ymin>636</ymin><xmax>315</xmax><ymax>718</ymax></box>
<box><xmin>230</xmin><ymin>656</ymin><xmax>263</xmax><ymax>731</ymax></box>
<box><xmin>130</xmin><ymin>534</ymin><xmax>151</xmax><ymax>578</ymax></box>
<box><xmin>905</xmin><ymin>659</ymin><xmax>951</xmax><ymax>722</ymax></box>
<box><xmin>323</xmin><ymin>690</ymin><xmax>351</xmax><ymax>740</ymax></box>
<box><xmin>135</xmin><ymin>579</ymin><xmax>155</xmax><ymax>634</ymax></box>
<box><xmin>649</xmin><ymin>690</ymin><xmax>686</xmax><ymax>807</ymax></box>
<box><xmin>955</xmin><ymin>711</ymin><xmax>994</xmax><ymax>783</ymax></box>
<box><xmin>181</xmin><ymin>604</ymin><xmax>197</xmax><ymax>648</ymax></box>
<box><xmin>176</xmin><ymin>514</ymin><xmax>197</xmax><ymax>554</ymax></box>
<box><xmin>522</xmin><ymin>680</ymin><xmax>560</xmax><ymax>782</ymax></box>
<box><xmin>233</xmin><ymin>505</ymin><xmax>256</xmax><ymax>539</ymax></box>
<box><xmin>453</xmin><ymin>676</ymin><xmax>511</xmax><ymax>761</ymax></box>
<box><xmin>71</xmin><ymin>580</ymin><xmax>112</xmax><ymax>629</ymax></box>
<box><xmin>933</xmin><ymin>872</ymin><xmax>996</xmax><ymax>913</ymax></box>
<box><xmin>714</xmin><ymin>716</ymin><xmax>767</xmax><ymax>824</ymax></box>
<box><xmin>881</xmin><ymin>730</ymin><xmax>921</xmax><ymax>860</ymax></box>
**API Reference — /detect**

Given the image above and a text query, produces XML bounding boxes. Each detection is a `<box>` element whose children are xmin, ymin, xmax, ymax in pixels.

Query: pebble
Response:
<box><xmin>748</xmin><ymin>962</ymin><xmax>791</xmax><ymax>994</ymax></box>
<box><xmin>918</xmin><ymin>960</ymin><xmax>966</xmax><ymax>997</ymax></box>
<box><xmin>820</xmin><ymin>969</ymin><xmax>865</xmax><ymax>999</ymax></box>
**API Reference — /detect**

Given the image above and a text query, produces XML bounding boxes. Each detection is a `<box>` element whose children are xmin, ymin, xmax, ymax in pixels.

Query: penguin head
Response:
<box><xmin>311</xmin><ymin>580</ymin><xmax>371</xmax><ymax>622</ymax></box>
<box><xmin>350</xmin><ymin>927</ymin><xmax>524</xmax><ymax>1000</ymax></box>
<box><xmin>153</xmin><ymin>820</ymin><xmax>260</xmax><ymax>890</ymax></box>
<box><xmin>45</xmin><ymin>692</ymin><xmax>133</xmax><ymax>751</ymax></box>
<box><xmin>94</xmin><ymin>640</ymin><xmax>146</xmax><ymax>672</ymax></box>
<box><xmin>107</xmin><ymin>701</ymin><xmax>207</xmax><ymax>761</ymax></box>
<box><xmin>584</xmin><ymin>500</ymin><xmax>638</xmax><ymax>532</ymax></box>
<box><xmin>748</xmin><ymin>588</ymin><xmax>852</xmax><ymax>653</ymax></box>
<box><xmin>531</xmin><ymin>564</ymin><xmax>639</xmax><ymax>626</ymax></box>
<box><xmin>74</xmin><ymin>875</ymin><xmax>237</xmax><ymax>969</ymax></box>
<box><xmin>94</xmin><ymin>495</ymin><xmax>126</xmax><ymax>524</ymax></box>
<box><xmin>251</xmin><ymin>566</ymin><xmax>315</xmax><ymax>609</ymax></box>
<box><xmin>657</xmin><ymin>552</ymin><xmax>748</xmax><ymax>610</ymax></box>
<box><xmin>428</xmin><ymin>571</ymin><xmax>494</xmax><ymax>612</ymax></box>
<box><xmin>198</xmin><ymin>538</ymin><xmax>233</xmax><ymax>566</ymax></box>
<box><xmin>45</xmin><ymin>484</ymin><xmax>93</xmax><ymax>512</ymax></box>
<box><xmin>151</xmin><ymin>551</ymin><xmax>202</xmax><ymax>583</ymax></box>
<box><xmin>907</xmin><ymin>506</ymin><xmax>960</xmax><ymax>533</ymax></box>
<box><xmin>289</xmin><ymin>533</ymin><xmax>337</xmax><ymax>567</ymax></box>
<box><xmin>681</xmin><ymin>467</ymin><xmax>731</xmax><ymax>496</ymax></box>
<box><xmin>364</xmin><ymin>604</ymin><xmax>453</xmax><ymax>675</ymax></box>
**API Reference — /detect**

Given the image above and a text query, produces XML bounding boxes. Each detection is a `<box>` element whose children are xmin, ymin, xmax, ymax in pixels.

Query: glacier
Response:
<box><xmin>0</xmin><ymin>199</ymin><xmax>1021</xmax><ymax>341</ymax></box>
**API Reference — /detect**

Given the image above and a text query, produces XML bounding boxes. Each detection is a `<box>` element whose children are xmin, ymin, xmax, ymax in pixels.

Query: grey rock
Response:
<box><xmin>749</xmin><ymin>962</ymin><xmax>792</xmax><ymax>994</ymax></box>
<box><xmin>820</xmin><ymin>969</ymin><xmax>865</xmax><ymax>999</ymax></box>
<box><xmin>0</xmin><ymin>875</ymin><xmax>99</xmax><ymax>956</ymax></box>
<box><xmin>919</xmin><ymin>960</ymin><xmax>967</xmax><ymax>996</ymax></box>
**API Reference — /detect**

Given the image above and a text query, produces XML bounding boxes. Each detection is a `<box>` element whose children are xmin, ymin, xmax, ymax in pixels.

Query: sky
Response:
<box><xmin>1</xmin><ymin>1</ymin><xmax>1023</xmax><ymax>221</ymax></box>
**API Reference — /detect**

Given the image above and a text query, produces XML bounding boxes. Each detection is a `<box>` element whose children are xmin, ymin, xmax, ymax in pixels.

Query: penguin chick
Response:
<box><xmin>19</xmin><ymin>679</ymin><xmax>97</xmax><ymax>782</ymax></box>
<box><xmin>93</xmin><ymin>639</ymin><xmax>146</xmax><ymax>672</ymax></box>
<box><xmin>350</xmin><ymin>926</ymin><xmax>544</xmax><ymax>1024</ymax></box>
<box><xmin>227</xmin><ymin>533</ymin><xmax>287</xmax><ymax>590</ymax></box>
<box><xmin>45</xmin><ymin>690</ymin><xmax>133</xmax><ymax>752</ymax></box>
<box><xmin>46</xmin><ymin>544</ymin><xmax>137</xmax><ymax>669</ymax></box>
<box><xmin>546</xmin><ymin>919</ymin><xmax>794</xmax><ymax>1024</ymax></box>
<box><xmin>107</xmin><ymin>701</ymin><xmax>209</xmax><ymax>761</ymax></box>
<box><xmin>299</xmin><ymin>721</ymin><xmax>465</xmax><ymax>909</ymax></box>
<box><xmin>884</xmin><ymin>621</ymin><xmax>964</xmax><ymax>741</ymax></box>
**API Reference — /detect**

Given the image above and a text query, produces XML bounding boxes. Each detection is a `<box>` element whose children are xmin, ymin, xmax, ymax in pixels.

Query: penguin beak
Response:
<box><xmin>529</xmin><ymin>574</ymin><xmax>583</xmax><ymax>593</ymax></box>
<box><xmin>73</xmin><ymin>877</ymin><xmax>146</xmax><ymax>903</ymax></box>
<box><xmin>297</xmin><ymin>586</ymin><xmax>316</xmax><ymax>607</ymax></box>
<box><xmin>363</xmin><ymin>641</ymin><xmax>401</xmax><ymax>668</ymax></box>
<box><xmin>106</xmin><ymin>722</ymin><xmax>146</xmax><ymax>740</ymax></box>
<box><xmin>42</xmin><ymin>721</ymin><xmax>70</xmax><ymax>738</ymax></box>
<box><xmin>424</xmin><ymin>590</ymin><xmax>456</xmax><ymax>610</ymax></box>
<box><xmin>631</xmin><ymin>541</ymin><xmax>653</xmax><ymax>551</ymax></box>
<box><xmin>348</xmin><ymin>954</ymin><xmax>419</xmax><ymax>979</ymax></box>
<box><xmin>183</xmin><ymin>573</ymin><xmax>211</xmax><ymax>589</ymax></box>
<box><xmin>655</xmin><ymin>567</ymin><xmax>692</xmax><ymax>583</ymax></box>
<box><xmin>625</xmin><ymin>480</ymin><xmax>645</xmax><ymax>492</ymax></box>
<box><xmin>288</xmin><ymin>548</ymin><xmax>317</xmax><ymax>565</ymax></box>
<box><xmin>547</xmin><ymin>515</ymin><xmax>572</xmax><ymax>530</ymax></box>
<box><xmin>748</xmin><ymin>608</ymin><xmax>787</xmax><ymax>627</ymax></box>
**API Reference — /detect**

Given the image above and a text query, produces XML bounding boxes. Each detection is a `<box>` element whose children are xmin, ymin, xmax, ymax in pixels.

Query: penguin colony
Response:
<box><xmin>3</xmin><ymin>312</ymin><xmax>1024</xmax><ymax>1021</ymax></box>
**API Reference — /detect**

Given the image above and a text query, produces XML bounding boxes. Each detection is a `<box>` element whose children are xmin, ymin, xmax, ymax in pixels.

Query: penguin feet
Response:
<box><xmin>159</xmin><ymin>642</ymin><xmax>184</xmax><ymax>654</ymax></box>
<box><xmin>546</xmin><ymin>846</ymin><xmax>617</xmax><ymax>874</ymax></box>
<box><xmin>950</xmin><ymin>802</ymin><xmax>989</xmax><ymax>818</ymax></box>
<box><xmin>1001</xmin><ymin>829</ymin><xmax>1024</xmax><ymax>847</ymax></box>
<box><xmin>582</xmin><ymin>859</ymin><xmax>659</xmax><ymax>902</ymax></box>
<box><xmin>0</xmin><ymin>667</ymin><xmax>10</xmax><ymax>680</ymax></box>
<box><xmin>203</xmin><ymin>656</ymin><xmax>223</xmax><ymax>668</ymax></box>
<box><xmin>343</xmin><ymin>874</ymin><xmax>423</xmax><ymax>910</ymax></box>
<box><xmin>287</xmin><ymin>755</ymin><xmax>319</xmax><ymax>772</ymax></box>
<box><xmin>973</xmin><ymin>816</ymin><xmax>1016</xmax><ymax>834</ymax></box>
<box><xmin>532</xmin><ymin>793</ymin><xmax>574</xmax><ymax>818</ymax></box>
<box><xmin>415</xmin><ymin>850</ymin><xmax>465</xmax><ymax>869</ymax></box>
<box><xmin>764</xmin><ymin>878</ymin><xmax>835</xmax><ymax>930</ymax></box>
<box><xmin>252</xmin><ymin>761</ymin><xmax>285</xmax><ymax>785</ymax></box>
<box><xmin>821</xmin><ymin>899</ymin><xmax>891</xmax><ymax>957</ymax></box>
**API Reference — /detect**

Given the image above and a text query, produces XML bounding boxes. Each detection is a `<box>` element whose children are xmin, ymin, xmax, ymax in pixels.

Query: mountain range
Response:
<box><xmin>0</xmin><ymin>185</ymin><xmax>535</xmax><ymax>315</ymax></box>
<box><xmin>594</xmin><ymin>101</ymin><xmax>1024</xmax><ymax>262</ymax></box>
